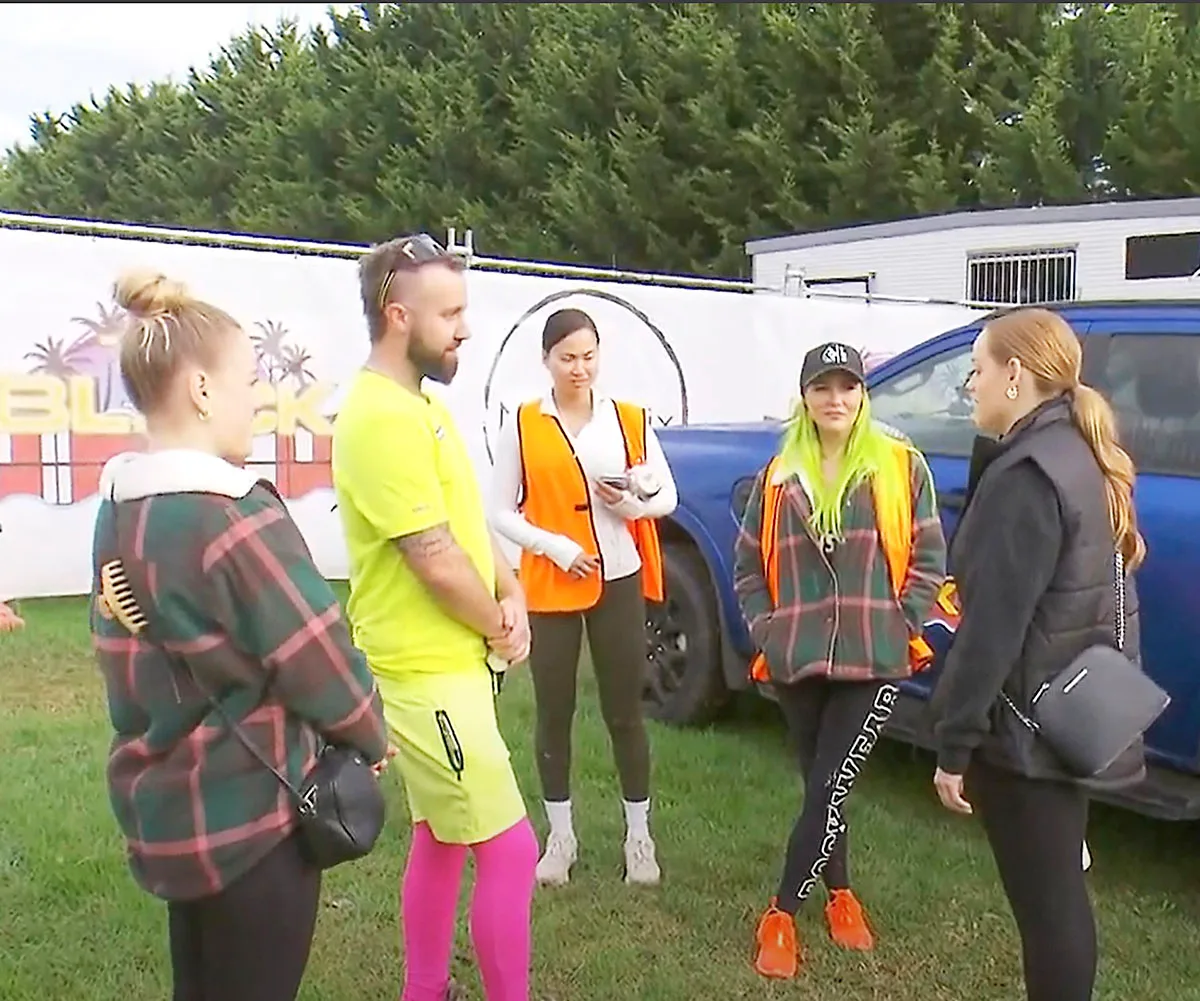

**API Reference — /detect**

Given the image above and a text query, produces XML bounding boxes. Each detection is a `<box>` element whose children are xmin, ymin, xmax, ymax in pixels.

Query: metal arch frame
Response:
<box><xmin>479</xmin><ymin>284</ymin><xmax>690</xmax><ymax>464</ymax></box>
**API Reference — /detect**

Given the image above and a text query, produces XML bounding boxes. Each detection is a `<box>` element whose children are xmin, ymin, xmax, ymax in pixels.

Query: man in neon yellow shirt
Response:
<box><xmin>333</xmin><ymin>234</ymin><xmax>537</xmax><ymax>1001</ymax></box>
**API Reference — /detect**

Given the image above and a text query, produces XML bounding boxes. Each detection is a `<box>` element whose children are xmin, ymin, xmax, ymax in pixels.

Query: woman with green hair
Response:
<box><xmin>734</xmin><ymin>341</ymin><xmax>947</xmax><ymax>980</ymax></box>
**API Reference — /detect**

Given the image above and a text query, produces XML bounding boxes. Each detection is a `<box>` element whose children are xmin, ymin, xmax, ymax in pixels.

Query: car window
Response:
<box><xmin>869</xmin><ymin>344</ymin><xmax>976</xmax><ymax>457</ymax></box>
<box><xmin>1093</xmin><ymin>333</ymin><xmax>1200</xmax><ymax>479</ymax></box>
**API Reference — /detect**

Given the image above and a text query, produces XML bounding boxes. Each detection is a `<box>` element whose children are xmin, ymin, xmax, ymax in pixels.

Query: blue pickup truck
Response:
<box><xmin>644</xmin><ymin>300</ymin><xmax>1200</xmax><ymax>820</ymax></box>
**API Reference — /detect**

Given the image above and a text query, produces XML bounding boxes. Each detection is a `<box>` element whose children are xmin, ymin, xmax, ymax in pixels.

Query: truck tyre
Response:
<box><xmin>643</xmin><ymin>541</ymin><xmax>730</xmax><ymax>726</ymax></box>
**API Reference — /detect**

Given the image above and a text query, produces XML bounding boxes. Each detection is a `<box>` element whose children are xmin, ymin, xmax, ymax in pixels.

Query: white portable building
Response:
<box><xmin>746</xmin><ymin>196</ymin><xmax>1200</xmax><ymax>305</ymax></box>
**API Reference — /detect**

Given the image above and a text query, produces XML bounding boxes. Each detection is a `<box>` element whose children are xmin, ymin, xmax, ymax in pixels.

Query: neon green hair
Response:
<box><xmin>778</xmin><ymin>393</ymin><xmax>913</xmax><ymax>541</ymax></box>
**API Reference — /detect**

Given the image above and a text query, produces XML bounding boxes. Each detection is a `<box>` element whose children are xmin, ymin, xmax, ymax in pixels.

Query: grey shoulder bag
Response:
<box><xmin>1000</xmin><ymin>552</ymin><xmax>1170</xmax><ymax>778</ymax></box>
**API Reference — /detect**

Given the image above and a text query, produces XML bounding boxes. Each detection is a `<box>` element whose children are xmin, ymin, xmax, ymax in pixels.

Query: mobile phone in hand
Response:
<box><xmin>598</xmin><ymin>474</ymin><xmax>630</xmax><ymax>491</ymax></box>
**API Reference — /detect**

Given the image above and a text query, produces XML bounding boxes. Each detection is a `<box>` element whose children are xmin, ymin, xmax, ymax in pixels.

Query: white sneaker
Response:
<box><xmin>623</xmin><ymin>834</ymin><xmax>661</xmax><ymax>886</ymax></box>
<box><xmin>535</xmin><ymin>832</ymin><xmax>577</xmax><ymax>886</ymax></box>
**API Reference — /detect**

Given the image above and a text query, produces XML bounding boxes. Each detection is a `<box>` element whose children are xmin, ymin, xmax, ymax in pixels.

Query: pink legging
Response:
<box><xmin>400</xmin><ymin>818</ymin><xmax>538</xmax><ymax>1001</ymax></box>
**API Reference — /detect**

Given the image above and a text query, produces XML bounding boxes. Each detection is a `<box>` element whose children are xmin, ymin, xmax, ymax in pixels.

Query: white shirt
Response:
<box><xmin>489</xmin><ymin>394</ymin><xmax>678</xmax><ymax>581</ymax></box>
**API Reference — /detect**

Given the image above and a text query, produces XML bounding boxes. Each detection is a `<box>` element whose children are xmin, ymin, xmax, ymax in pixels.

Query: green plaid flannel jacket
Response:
<box><xmin>91</xmin><ymin>482</ymin><xmax>387</xmax><ymax>902</ymax></box>
<box><xmin>734</xmin><ymin>451</ymin><xmax>946</xmax><ymax>684</ymax></box>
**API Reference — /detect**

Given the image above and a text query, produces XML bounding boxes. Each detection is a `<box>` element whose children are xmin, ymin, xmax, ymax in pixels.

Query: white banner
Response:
<box><xmin>0</xmin><ymin>223</ymin><xmax>983</xmax><ymax>597</ymax></box>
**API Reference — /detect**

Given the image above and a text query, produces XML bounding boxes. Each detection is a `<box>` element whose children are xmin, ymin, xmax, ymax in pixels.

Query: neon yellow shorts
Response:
<box><xmin>376</xmin><ymin>666</ymin><xmax>527</xmax><ymax>845</ymax></box>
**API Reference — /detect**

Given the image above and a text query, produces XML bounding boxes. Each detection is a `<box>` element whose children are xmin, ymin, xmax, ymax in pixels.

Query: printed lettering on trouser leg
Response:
<box><xmin>793</xmin><ymin>685</ymin><xmax>898</xmax><ymax>904</ymax></box>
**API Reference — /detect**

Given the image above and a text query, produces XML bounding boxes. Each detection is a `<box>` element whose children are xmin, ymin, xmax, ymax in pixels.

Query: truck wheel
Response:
<box><xmin>643</xmin><ymin>541</ymin><xmax>730</xmax><ymax>726</ymax></box>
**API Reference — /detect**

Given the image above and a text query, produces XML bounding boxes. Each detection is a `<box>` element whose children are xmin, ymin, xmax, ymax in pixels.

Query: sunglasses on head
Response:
<box><xmin>377</xmin><ymin>233</ymin><xmax>454</xmax><ymax>310</ymax></box>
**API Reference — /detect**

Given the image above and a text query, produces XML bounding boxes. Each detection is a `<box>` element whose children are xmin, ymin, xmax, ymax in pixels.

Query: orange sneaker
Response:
<box><xmin>754</xmin><ymin>901</ymin><xmax>800</xmax><ymax>978</ymax></box>
<box><xmin>825</xmin><ymin>889</ymin><xmax>875</xmax><ymax>951</ymax></box>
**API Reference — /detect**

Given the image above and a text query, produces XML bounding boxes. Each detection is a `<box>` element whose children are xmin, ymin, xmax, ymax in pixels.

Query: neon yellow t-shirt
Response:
<box><xmin>332</xmin><ymin>370</ymin><xmax>495</xmax><ymax>678</ymax></box>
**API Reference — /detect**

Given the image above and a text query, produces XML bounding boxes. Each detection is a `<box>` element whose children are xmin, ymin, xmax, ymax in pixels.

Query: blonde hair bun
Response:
<box><xmin>113</xmin><ymin>269</ymin><xmax>190</xmax><ymax>318</ymax></box>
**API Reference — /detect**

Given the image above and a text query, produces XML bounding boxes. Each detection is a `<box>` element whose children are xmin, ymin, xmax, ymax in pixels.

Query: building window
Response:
<box><xmin>1125</xmin><ymin>232</ymin><xmax>1200</xmax><ymax>280</ymax></box>
<box><xmin>967</xmin><ymin>248</ymin><xmax>1076</xmax><ymax>305</ymax></box>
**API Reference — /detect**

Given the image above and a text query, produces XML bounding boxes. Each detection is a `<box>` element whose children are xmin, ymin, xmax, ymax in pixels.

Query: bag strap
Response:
<box><xmin>107</xmin><ymin>497</ymin><xmax>308</xmax><ymax>809</ymax></box>
<box><xmin>999</xmin><ymin>549</ymin><xmax>1125</xmax><ymax>734</ymax></box>
<box><xmin>1114</xmin><ymin>550</ymin><xmax>1126</xmax><ymax>653</ymax></box>
<box><xmin>185</xmin><ymin>657</ymin><xmax>310</xmax><ymax>810</ymax></box>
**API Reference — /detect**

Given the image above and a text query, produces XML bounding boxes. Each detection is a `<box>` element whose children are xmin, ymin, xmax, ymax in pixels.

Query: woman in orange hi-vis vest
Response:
<box><xmin>490</xmin><ymin>307</ymin><xmax>678</xmax><ymax>889</ymax></box>
<box><xmin>733</xmin><ymin>341</ymin><xmax>947</xmax><ymax>981</ymax></box>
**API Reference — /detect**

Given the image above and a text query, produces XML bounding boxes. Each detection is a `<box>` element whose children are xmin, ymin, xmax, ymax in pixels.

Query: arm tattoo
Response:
<box><xmin>394</xmin><ymin>524</ymin><xmax>457</xmax><ymax>563</ymax></box>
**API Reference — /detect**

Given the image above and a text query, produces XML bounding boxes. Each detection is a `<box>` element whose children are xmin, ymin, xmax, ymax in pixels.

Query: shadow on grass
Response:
<box><xmin>8</xmin><ymin>590</ymin><xmax>1200</xmax><ymax>894</ymax></box>
<box><xmin>680</xmin><ymin>687</ymin><xmax>1200</xmax><ymax>921</ymax></box>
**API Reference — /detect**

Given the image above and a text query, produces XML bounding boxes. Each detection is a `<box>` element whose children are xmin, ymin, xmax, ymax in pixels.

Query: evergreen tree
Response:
<box><xmin>2</xmin><ymin>3</ymin><xmax>1197</xmax><ymax>276</ymax></box>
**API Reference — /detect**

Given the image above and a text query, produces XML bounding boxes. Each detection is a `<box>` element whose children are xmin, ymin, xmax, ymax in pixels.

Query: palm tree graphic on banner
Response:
<box><xmin>25</xmin><ymin>336</ymin><xmax>86</xmax><ymax>378</ymax></box>
<box><xmin>41</xmin><ymin>302</ymin><xmax>132</xmax><ymax>411</ymax></box>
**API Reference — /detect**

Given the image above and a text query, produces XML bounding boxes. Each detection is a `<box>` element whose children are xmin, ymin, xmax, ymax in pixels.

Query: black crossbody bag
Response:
<box><xmin>1000</xmin><ymin>551</ymin><xmax>1170</xmax><ymax>778</ymax></box>
<box><xmin>102</xmin><ymin>506</ymin><xmax>386</xmax><ymax>871</ymax></box>
<box><xmin>179</xmin><ymin>652</ymin><xmax>385</xmax><ymax>871</ymax></box>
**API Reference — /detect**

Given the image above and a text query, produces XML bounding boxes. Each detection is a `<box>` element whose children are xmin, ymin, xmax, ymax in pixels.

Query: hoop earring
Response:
<box><xmin>197</xmin><ymin>408</ymin><xmax>211</xmax><ymax>422</ymax></box>
<box><xmin>1005</xmin><ymin>385</ymin><xmax>1018</xmax><ymax>400</ymax></box>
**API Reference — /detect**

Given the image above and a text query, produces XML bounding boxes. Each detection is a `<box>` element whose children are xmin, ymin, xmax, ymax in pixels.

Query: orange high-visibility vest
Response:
<box><xmin>747</xmin><ymin>437</ymin><xmax>936</xmax><ymax>682</ymax></box>
<box><xmin>515</xmin><ymin>399</ymin><xmax>664</xmax><ymax>613</ymax></box>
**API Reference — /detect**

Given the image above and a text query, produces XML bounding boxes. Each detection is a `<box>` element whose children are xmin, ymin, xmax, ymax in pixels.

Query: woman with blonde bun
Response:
<box><xmin>90</xmin><ymin>270</ymin><xmax>389</xmax><ymax>1001</ymax></box>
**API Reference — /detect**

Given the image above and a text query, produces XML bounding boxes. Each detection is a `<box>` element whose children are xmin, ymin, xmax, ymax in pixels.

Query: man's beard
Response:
<box><xmin>409</xmin><ymin>332</ymin><xmax>458</xmax><ymax>385</ymax></box>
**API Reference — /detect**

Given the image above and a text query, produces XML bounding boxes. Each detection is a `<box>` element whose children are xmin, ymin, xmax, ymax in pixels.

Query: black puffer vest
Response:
<box><xmin>947</xmin><ymin>396</ymin><xmax>1145</xmax><ymax>789</ymax></box>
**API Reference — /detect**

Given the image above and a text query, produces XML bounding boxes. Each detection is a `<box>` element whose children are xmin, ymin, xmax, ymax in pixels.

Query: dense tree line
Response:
<box><xmin>3</xmin><ymin>3</ymin><xmax>1200</xmax><ymax>276</ymax></box>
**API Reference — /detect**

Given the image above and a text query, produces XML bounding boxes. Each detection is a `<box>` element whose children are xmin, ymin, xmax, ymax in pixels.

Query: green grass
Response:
<box><xmin>3</xmin><ymin>597</ymin><xmax>1200</xmax><ymax>1000</ymax></box>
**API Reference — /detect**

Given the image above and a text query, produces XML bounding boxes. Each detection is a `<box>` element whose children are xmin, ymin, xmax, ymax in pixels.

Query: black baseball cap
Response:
<box><xmin>800</xmin><ymin>341</ymin><xmax>865</xmax><ymax>389</ymax></box>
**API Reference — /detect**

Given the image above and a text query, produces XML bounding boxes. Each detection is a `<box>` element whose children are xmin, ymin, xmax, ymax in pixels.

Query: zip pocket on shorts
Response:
<box><xmin>434</xmin><ymin>710</ymin><xmax>465</xmax><ymax>781</ymax></box>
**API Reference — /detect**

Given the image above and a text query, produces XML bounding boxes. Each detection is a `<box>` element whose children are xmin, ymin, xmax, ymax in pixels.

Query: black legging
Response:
<box><xmin>968</xmin><ymin>759</ymin><xmax>1097</xmax><ymax>1001</ymax></box>
<box><xmin>528</xmin><ymin>570</ymin><xmax>650</xmax><ymax>803</ymax></box>
<box><xmin>168</xmin><ymin>834</ymin><xmax>321</xmax><ymax>1001</ymax></box>
<box><xmin>774</xmin><ymin>677</ymin><xmax>899</xmax><ymax>912</ymax></box>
